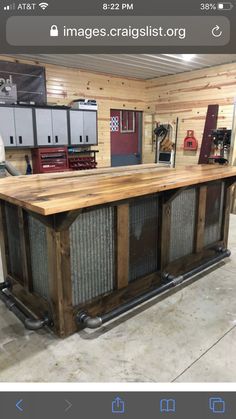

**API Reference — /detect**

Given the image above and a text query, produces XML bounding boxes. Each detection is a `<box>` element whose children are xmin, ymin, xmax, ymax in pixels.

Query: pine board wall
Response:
<box><xmin>144</xmin><ymin>62</ymin><xmax>236</xmax><ymax>166</ymax></box>
<box><xmin>0</xmin><ymin>55</ymin><xmax>236</xmax><ymax>172</ymax></box>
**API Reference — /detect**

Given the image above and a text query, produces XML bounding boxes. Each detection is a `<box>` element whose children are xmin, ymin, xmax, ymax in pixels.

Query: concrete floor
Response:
<box><xmin>0</xmin><ymin>217</ymin><xmax>236</xmax><ymax>382</ymax></box>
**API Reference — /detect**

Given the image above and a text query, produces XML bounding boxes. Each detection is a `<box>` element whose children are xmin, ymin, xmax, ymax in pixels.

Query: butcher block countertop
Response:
<box><xmin>0</xmin><ymin>164</ymin><xmax>236</xmax><ymax>216</ymax></box>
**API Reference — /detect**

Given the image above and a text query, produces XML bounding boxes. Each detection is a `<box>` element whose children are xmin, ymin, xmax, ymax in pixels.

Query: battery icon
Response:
<box><xmin>217</xmin><ymin>2</ymin><xmax>233</xmax><ymax>9</ymax></box>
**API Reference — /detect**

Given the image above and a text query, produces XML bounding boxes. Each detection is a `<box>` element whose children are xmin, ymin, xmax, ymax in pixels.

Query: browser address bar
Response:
<box><xmin>6</xmin><ymin>16</ymin><xmax>230</xmax><ymax>46</ymax></box>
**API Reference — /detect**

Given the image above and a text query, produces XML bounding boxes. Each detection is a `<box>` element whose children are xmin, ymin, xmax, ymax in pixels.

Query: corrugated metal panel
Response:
<box><xmin>129</xmin><ymin>195</ymin><xmax>159</xmax><ymax>282</ymax></box>
<box><xmin>204</xmin><ymin>182</ymin><xmax>225</xmax><ymax>247</ymax></box>
<box><xmin>17</xmin><ymin>54</ymin><xmax>236</xmax><ymax>80</ymax></box>
<box><xmin>5</xmin><ymin>203</ymin><xmax>23</xmax><ymax>280</ymax></box>
<box><xmin>70</xmin><ymin>207</ymin><xmax>115</xmax><ymax>305</ymax></box>
<box><xmin>28</xmin><ymin>215</ymin><xmax>50</xmax><ymax>300</ymax></box>
<box><xmin>169</xmin><ymin>188</ymin><xmax>197</xmax><ymax>262</ymax></box>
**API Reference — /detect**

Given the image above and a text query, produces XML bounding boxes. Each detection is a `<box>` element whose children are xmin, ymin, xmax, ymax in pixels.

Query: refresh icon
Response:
<box><xmin>212</xmin><ymin>25</ymin><xmax>223</xmax><ymax>37</ymax></box>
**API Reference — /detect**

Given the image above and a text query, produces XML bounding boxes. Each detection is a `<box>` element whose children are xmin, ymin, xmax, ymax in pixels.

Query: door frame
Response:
<box><xmin>110</xmin><ymin>109</ymin><xmax>143</xmax><ymax>166</ymax></box>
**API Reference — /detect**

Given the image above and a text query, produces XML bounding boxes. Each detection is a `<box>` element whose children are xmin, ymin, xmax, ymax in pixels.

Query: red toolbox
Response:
<box><xmin>32</xmin><ymin>147</ymin><xmax>69</xmax><ymax>174</ymax></box>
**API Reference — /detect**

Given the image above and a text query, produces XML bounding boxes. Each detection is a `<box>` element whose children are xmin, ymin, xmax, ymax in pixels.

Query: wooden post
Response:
<box><xmin>46</xmin><ymin>227</ymin><xmax>74</xmax><ymax>337</ymax></box>
<box><xmin>116</xmin><ymin>203</ymin><xmax>129</xmax><ymax>290</ymax></box>
<box><xmin>0</xmin><ymin>201</ymin><xmax>10</xmax><ymax>279</ymax></box>
<box><xmin>222</xmin><ymin>182</ymin><xmax>233</xmax><ymax>248</ymax></box>
<box><xmin>18</xmin><ymin>208</ymin><xmax>33</xmax><ymax>291</ymax></box>
<box><xmin>195</xmin><ymin>185</ymin><xmax>207</xmax><ymax>253</ymax></box>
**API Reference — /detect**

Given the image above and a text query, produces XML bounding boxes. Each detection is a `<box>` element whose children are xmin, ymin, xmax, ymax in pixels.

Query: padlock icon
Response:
<box><xmin>50</xmin><ymin>25</ymin><xmax>59</xmax><ymax>37</ymax></box>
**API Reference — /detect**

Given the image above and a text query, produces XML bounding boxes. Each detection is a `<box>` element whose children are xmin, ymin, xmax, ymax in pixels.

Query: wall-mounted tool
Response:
<box><xmin>154</xmin><ymin>123</ymin><xmax>174</xmax><ymax>165</ymax></box>
<box><xmin>25</xmin><ymin>154</ymin><xmax>32</xmax><ymax>175</ymax></box>
<box><xmin>183</xmin><ymin>130</ymin><xmax>198</xmax><ymax>151</ymax></box>
<box><xmin>208</xmin><ymin>128</ymin><xmax>231</xmax><ymax>164</ymax></box>
<box><xmin>0</xmin><ymin>75</ymin><xmax>17</xmax><ymax>104</ymax></box>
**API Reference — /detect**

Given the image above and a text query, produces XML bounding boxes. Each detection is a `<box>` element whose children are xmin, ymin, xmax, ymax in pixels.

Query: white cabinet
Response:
<box><xmin>35</xmin><ymin>108</ymin><xmax>69</xmax><ymax>146</ymax></box>
<box><xmin>0</xmin><ymin>106</ymin><xmax>34</xmax><ymax>147</ymax></box>
<box><xmin>14</xmin><ymin>108</ymin><xmax>34</xmax><ymax>147</ymax></box>
<box><xmin>70</xmin><ymin>110</ymin><xmax>84</xmax><ymax>145</ymax></box>
<box><xmin>52</xmin><ymin>109</ymin><xmax>69</xmax><ymax>146</ymax></box>
<box><xmin>0</xmin><ymin>106</ymin><xmax>98</xmax><ymax>149</ymax></box>
<box><xmin>69</xmin><ymin>110</ymin><xmax>97</xmax><ymax>145</ymax></box>
<box><xmin>83</xmin><ymin>111</ymin><xmax>97</xmax><ymax>145</ymax></box>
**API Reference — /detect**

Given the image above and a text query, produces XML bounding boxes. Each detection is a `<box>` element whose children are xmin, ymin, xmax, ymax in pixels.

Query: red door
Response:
<box><xmin>110</xmin><ymin>110</ymin><xmax>142</xmax><ymax>167</ymax></box>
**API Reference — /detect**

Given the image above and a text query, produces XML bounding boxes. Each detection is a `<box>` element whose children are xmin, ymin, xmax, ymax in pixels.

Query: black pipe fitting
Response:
<box><xmin>77</xmin><ymin>312</ymin><xmax>102</xmax><ymax>329</ymax></box>
<box><xmin>24</xmin><ymin>316</ymin><xmax>50</xmax><ymax>331</ymax></box>
<box><xmin>77</xmin><ymin>249</ymin><xmax>231</xmax><ymax>330</ymax></box>
<box><xmin>0</xmin><ymin>278</ymin><xmax>11</xmax><ymax>291</ymax></box>
<box><xmin>0</xmin><ymin>288</ymin><xmax>51</xmax><ymax>331</ymax></box>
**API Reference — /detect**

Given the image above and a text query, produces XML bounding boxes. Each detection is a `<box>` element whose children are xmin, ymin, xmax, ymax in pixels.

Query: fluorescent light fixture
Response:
<box><xmin>181</xmin><ymin>54</ymin><xmax>196</xmax><ymax>61</ymax></box>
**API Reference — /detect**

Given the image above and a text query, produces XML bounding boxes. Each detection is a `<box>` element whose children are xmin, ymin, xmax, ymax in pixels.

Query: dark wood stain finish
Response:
<box><xmin>0</xmin><ymin>165</ymin><xmax>235</xmax><ymax>337</ymax></box>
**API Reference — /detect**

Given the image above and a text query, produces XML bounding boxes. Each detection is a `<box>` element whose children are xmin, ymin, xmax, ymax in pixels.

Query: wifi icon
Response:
<box><xmin>39</xmin><ymin>2</ymin><xmax>49</xmax><ymax>10</ymax></box>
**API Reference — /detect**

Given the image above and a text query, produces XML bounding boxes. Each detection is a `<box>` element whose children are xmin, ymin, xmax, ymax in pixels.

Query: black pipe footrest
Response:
<box><xmin>0</xmin><ymin>280</ymin><xmax>53</xmax><ymax>331</ymax></box>
<box><xmin>77</xmin><ymin>249</ymin><xmax>231</xmax><ymax>330</ymax></box>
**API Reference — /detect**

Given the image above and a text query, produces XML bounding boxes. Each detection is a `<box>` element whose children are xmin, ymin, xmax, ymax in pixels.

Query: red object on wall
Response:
<box><xmin>183</xmin><ymin>130</ymin><xmax>198</xmax><ymax>151</ymax></box>
<box><xmin>32</xmin><ymin>147</ymin><xmax>69</xmax><ymax>174</ymax></box>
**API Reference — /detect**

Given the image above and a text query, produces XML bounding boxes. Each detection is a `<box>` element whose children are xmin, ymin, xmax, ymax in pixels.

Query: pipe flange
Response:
<box><xmin>76</xmin><ymin>311</ymin><xmax>88</xmax><ymax>324</ymax></box>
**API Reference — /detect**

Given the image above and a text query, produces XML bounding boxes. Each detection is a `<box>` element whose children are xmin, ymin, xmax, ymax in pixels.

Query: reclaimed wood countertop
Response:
<box><xmin>0</xmin><ymin>164</ymin><xmax>236</xmax><ymax>216</ymax></box>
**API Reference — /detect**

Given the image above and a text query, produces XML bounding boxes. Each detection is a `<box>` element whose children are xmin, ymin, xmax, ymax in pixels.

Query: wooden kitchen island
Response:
<box><xmin>0</xmin><ymin>164</ymin><xmax>236</xmax><ymax>337</ymax></box>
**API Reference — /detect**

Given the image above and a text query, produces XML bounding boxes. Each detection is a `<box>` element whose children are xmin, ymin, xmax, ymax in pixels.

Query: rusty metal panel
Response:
<box><xmin>204</xmin><ymin>182</ymin><xmax>225</xmax><ymax>246</ymax></box>
<box><xmin>129</xmin><ymin>195</ymin><xmax>159</xmax><ymax>282</ymax></box>
<box><xmin>5</xmin><ymin>203</ymin><xmax>23</xmax><ymax>280</ymax></box>
<box><xmin>70</xmin><ymin>206</ymin><xmax>115</xmax><ymax>305</ymax></box>
<box><xmin>28</xmin><ymin>215</ymin><xmax>50</xmax><ymax>300</ymax></box>
<box><xmin>169</xmin><ymin>188</ymin><xmax>197</xmax><ymax>262</ymax></box>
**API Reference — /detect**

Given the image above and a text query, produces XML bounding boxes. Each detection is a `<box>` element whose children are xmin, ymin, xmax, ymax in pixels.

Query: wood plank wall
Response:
<box><xmin>144</xmin><ymin>62</ymin><xmax>236</xmax><ymax>166</ymax></box>
<box><xmin>1</xmin><ymin>55</ymin><xmax>236</xmax><ymax>172</ymax></box>
<box><xmin>0</xmin><ymin>55</ymin><xmax>146</xmax><ymax>172</ymax></box>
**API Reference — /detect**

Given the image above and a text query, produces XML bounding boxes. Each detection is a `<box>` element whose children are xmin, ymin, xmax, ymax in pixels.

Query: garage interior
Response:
<box><xmin>0</xmin><ymin>53</ymin><xmax>236</xmax><ymax>382</ymax></box>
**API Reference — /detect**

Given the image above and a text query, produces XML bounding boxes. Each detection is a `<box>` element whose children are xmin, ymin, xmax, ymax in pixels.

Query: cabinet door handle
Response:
<box><xmin>86</xmin><ymin>135</ymin><xmax>89</xmax><ymax>143</ymax></box>
<box><xmin>79</xmin><ymin>135</ymin><xmax>83</xmax><ymax>143</ymax></box>
<box><xmin>48</xmin><ymin>136</ymin><xmax>51</xmax><ymax>143</ymax></box>
<box><xmin>19</xmin><ymin>136</ymin><xmax>22</xmax><ymax>144</ymax></box>
<box><xmin>55</xmin><ymin>136</ymin><xmax>58</xmax><ymax>143</ymax></box>
<box><xmin>10</xmin><ymin>136</ymin><xmax>14</xmax><ymax>145</ymax></box>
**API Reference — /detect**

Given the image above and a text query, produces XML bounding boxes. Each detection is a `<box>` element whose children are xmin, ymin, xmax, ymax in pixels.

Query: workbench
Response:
<box><xmin>0</xmin><ymin>164</ymin><xmax>235</xmax><ymax>337</ymax></box>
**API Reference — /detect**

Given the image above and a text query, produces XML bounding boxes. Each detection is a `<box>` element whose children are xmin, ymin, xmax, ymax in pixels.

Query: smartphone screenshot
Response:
<box><xmin>0</xmin><ymin>0</ymin><xmax>236</xmax><ymax>416</ymax></box>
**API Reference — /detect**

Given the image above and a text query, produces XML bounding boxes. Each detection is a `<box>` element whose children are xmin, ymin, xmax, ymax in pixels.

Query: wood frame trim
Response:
<box><xmin>53</xmin><ymin>210</ymin><xmax>81</xmax><ymax>232</ymax></box>
<box><xmin>46</xmin><ymin>227</ymin><xmax>73</xmax><ymax>337</ymax></box>
<box><xmin>163</xmin><ymin>187</ymin><xmax>188</xmax><ymax>204</ymax></box>
<box><xmin>222</xmin><ymin>180</ymin><xmax>235</xmax><ymax>247</ymax></box>
<box><xmin>76</xmin><ymin>271</ymin><xmax>162</xmax><ymax>319</ymax></box>
<box><xmin>18</xmin><ymin>208</ymin><xmax>33</xmax><ymax>292</ymax></box>
<box><xmin>195</xmin><ymin>185</ymin><xmax>207</xmax><ymax>253</ymax></box>
<box><xmin>0</xmin><ymin>201</ymin><xmax>10</xmax><ymax>279</ymax></box>
<box><xmin>8</xmin><ymin>274</ymin><xmax>51</xmax><ymax>319</ymax></box>
<box><xmin>27</xmin><ymin>209</ymin><xmax>81</xmax><ymax>231</ymax></box>
<box><xmin>116</xmin><ymin>203</ymin><xmax>129</xmax><ymax>290</ymax></box>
